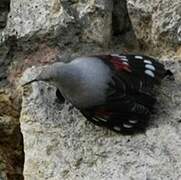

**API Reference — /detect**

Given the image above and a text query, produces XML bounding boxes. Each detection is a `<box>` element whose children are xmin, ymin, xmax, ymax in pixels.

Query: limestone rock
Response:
<box><xmin>0</xmin><ymin>115</ymin><xmax>24</xmax><ymax>180</ymax></box>
<box><xmin>20</xmin><ymin>60</ymin><xmax>181</xmax><ymax>180</ymax></box>
<box><xmin>0</xmin><ymin>152</ymin><xmax>7</xmax><ymax>180</ymax></box>
<box><xmin>127</xmin><ymin>0</ymin><xmax>181</xmax><ymax>51</ymax></box>
<box><xmin>2</xmin><ymin>0</ymin><xmax>113</xmax><ymax>47</ymax></box>
<box><xmin>0</xmin><ymin>89</ymin><xmax>24</xmax><ymax>180</ymax></box>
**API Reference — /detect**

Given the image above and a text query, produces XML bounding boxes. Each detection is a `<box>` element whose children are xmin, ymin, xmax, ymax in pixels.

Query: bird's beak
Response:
<box><xmin>22</xmin><ymin>79</ymin><xmax>38</xmax><ymax>87</ymax></box>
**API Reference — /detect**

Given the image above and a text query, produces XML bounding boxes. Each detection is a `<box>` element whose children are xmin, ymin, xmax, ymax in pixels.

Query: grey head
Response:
<box><xmin>21</xmin><ymin>57</ymin><xmax>112</xmax><ymax>108</ymax></box>
<box><xmin>21</xmin><ymin>60</ymin><xmax>90</xmax><ymax>107</ymax></box>
<box><xmin>22</xmin><ymin>62</ymin><xmax>65</xmax><ymax>87</ymax></box>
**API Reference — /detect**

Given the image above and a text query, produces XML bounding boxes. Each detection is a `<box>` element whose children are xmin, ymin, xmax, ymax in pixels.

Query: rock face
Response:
<box><xmin>127</xmin><ymin>0</ymin><xmax>181</xmax><ymax>51</ymax></box>
<box><xmin>0</xmin><ymin>0</ymin><xmax>181</xmax><ymax>179</ymax></box>
<box><xmin>3</xmin><ymin>0</ymin><xmax>113</xmax><ymax>47</ymax></box>
<box><xmin>0</xmin><ymin>89</ymin><xmax>24</xmax><ymax>180</ymax></box>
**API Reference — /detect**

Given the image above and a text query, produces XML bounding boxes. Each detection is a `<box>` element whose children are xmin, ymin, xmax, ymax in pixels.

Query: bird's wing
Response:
<box><xmin>96</xmin><ymin>54</ymin><xmax>169</xmax><ymax>89</ymax></box>
<box><xmin>95</xmin><ymin>54</ymin><xmax>172</xmax><ymax>106</ymax></box>
<box><xmin>81</xmin><ymin>54</ymin><xmax>171</xmax><ymax>134</ymax></box>
<box><xmin>81</xmin><ymin>99</ymin><xmax>150</xmax><ymax>134</ymax></box>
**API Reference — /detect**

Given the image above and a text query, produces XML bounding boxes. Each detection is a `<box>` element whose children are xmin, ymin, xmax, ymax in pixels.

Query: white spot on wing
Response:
<box><xmin>145</xmin><ymin>64</ymin><xmax>155</xmax><ymax>71</ymax></box>
<box><xmin>123</xmin><ymin>124</ymin><xmax>133</xmax><ymax>128</ymax></box>
<box><xmin>129</xmin><ymin>120</ymin><xmax>138</xmax><ymax>124</ymax></box>
<box><xmin>113</xmin><ymin>126</ymin><xmax>121</xmax><ymax>131</ymax></box>
<box><xmin>144</xmin><ymin>60</ymin><xmax>152</xmax><ymax>64</ymax></box>
<box><xmin>112</xmin><ymin>54</ymin><xmax>126</xmax><ymax>58</ymax></box>
<box><xmin>111</xmin><ymin>54</ymin><xmax>128</xmax><ymax>60</ymax></box>
<box><xmin>93</xmin><ymin>118</ymin><xmax>99</xmax><ymax>122</ymax></box>
<box><xmin>135</xmin><ymin>56</ymin><xmax>143</xmax><ymax>59</ymax></box>
<box><xmin>122</xmin><ymin>62</ymin><xmax>129</xmax><ymax>65</ymax></box>
<box><xmin>145</xmin><ymin>70</ymin><xmax>155</xmax><ymax>78</ymax></box>
<box><xmin>119</xmin><ymin>56</ymin><xmax>127</xmax><ymax>58</ymax></box>
<box><xmin>121</xmin><ymin>58</ymin><xmax>128</xmax><ymax>62</ymax></box>
<box><xmin>111</xmin><ymin>54</ymin><xmax>122</xmax><ymax>58</ymax></box>
<box><xmin>111</xmin><ymin>54</ymin><xmax>119</xmax><ymax>56</ymax></box>
<box><xmin>98</xmin><ymin>117</ymin><xmax>107</xmax><ymax>122</ymax></box>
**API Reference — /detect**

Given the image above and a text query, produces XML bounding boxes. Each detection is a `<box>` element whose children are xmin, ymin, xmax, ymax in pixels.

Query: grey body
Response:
<box><xmin>40</xmin><ymin>57</ymin><xmax>112</xmax><ymax>108</ymax></box>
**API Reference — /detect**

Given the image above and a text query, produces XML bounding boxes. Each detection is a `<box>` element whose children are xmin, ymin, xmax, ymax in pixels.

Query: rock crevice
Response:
<box><xmin>0</xmin><ymin>0</ymin><xmax>10</xmax><ymax>29</ymax></box>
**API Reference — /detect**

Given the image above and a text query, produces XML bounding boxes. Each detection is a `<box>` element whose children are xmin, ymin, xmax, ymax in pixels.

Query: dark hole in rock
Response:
<box><xmin>112</xmin><ymin>0</ymin><xmax>138</xmax><ymax>49</ymax></box>
<box><xmin>0</xmin><ymin>0</ymin><xmax>10</xmax><ymax>29</ymax></box>
<box><xmin>112</xmin><ymin>0</ymin><xmax>132</xmax><ymax>36</ymax></box>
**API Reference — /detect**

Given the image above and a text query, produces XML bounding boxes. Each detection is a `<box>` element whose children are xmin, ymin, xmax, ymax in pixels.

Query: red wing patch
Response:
<box><xmin>92</xmin><ymin>54</ymin><xmax>132</xmax><ymax>72</ymax></box>
<box><xmin>95</xmin><ymin>107</ymin><xmax>112</xmax><ymax>117</ymax></box>
<box><xmin>110</xmin><ymin>56</ymin><xmax>132</xmax><ymax>73</ymax></box>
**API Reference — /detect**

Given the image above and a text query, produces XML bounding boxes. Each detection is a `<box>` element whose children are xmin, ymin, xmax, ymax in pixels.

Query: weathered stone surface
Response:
<box><xmin>0</xmin><ymin>89</ymin><xmax>24</xmax><ymax>180</ymax></box>
<box><xmin>127</xmin><ymin>0</ymin><xmax>181</xmax><ymax>51</ymax></box>
<box><xmin>0</xmin><ymin>115</ymin><xmax>24</xmax><ymax>180</ymax></box>
<box><xmin>0</xmin><ymin>152</ymin><xmax>7</xmax><ymax>180</ymax></box>
<box><xmin>0</xmin><ymin>44</ymin><xmax>10</xmax><ymax>87</ymax></box>
<box><xmin>0</xmin><ymin>39</ymin><xmax>60</xmax><ymax>179</ymax></box>
<box><xmin>20</xmin><ymin>59</ymin><xmax>181</xmax><ymax>180</ymax></box>
<box><xmin>2</xmin><ymin>0</ymin><xmax>113</xmax><ymax>47</ymax></box>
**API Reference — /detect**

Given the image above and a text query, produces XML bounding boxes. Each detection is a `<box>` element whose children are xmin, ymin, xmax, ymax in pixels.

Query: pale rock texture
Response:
<box><xmin>127</xmin><ymin>0</ymin><xmax>181</xmax><ymax>51</ymax></box>
<box><xmin>2</xmin><ymin>0</ymin><xmax>113</xmax><ymax>47</ymax></box>
<box><xmin>20</xmin><ymin>60</ymin><xmax>181</xmax><ymax>180</ymax></box>
<box><xmin>0</xmin><ymin>89</ymin><xmax>24</xmax><ymax>180</ymax></box>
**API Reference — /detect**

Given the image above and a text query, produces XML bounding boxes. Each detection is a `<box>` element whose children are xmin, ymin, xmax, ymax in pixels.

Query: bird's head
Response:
<box><xmin>22</xmin><ymin>62</ymin><xmax>65</xmax><ymax>87</ymax></box>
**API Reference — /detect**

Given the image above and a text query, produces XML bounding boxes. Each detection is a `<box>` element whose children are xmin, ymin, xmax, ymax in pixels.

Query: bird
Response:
<box><xmin>23</xmin><ymin>54</ymin><xmax>173</xmax><ymax>134</ymax></box>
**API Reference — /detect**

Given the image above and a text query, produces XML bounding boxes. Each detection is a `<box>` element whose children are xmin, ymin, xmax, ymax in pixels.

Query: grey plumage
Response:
<box><xmin>26</xmin><ymin>57</ymin><xmax>112</xmax><ymax>108</ymax></box>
